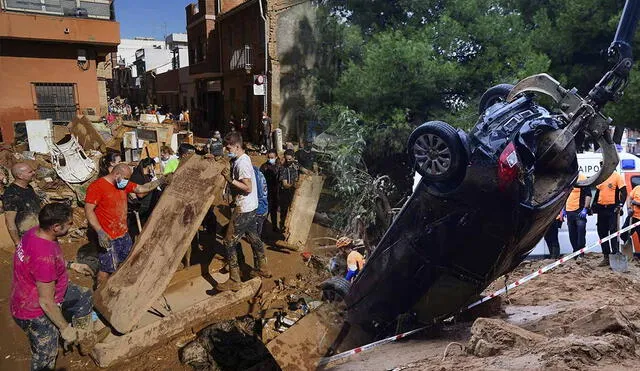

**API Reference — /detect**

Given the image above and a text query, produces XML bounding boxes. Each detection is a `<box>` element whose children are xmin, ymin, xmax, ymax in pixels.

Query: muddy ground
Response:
<box><xmin>328</xmin><ymin>254</ymin><xmax>640</xmax><ymax>370</ymax></box>
<box><xmin>0</xmin><ymin>217</ymin><xmax>334</xmax><ymax>370</ymax></box>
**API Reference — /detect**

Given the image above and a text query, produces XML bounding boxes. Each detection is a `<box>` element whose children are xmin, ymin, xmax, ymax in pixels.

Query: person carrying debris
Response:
<box><xmin>218</xmin><ymin>132</ymin><xmax>272</xmax><ymax>291</ymax></box>
<box><xmin>593</xmin><ymin>168</ymin><xmax>627</xmax><ymax>266</ymax></box>
<box><xmin>565</xmin><ymin>174</ymin><xmax>592</xmax><ymax>254</ymax></box>
<box><xmin>98</xmin><ymin>151</ymin><xmax>121</xmax><ymax>177</ymax></box>
<box><xmin>10</xmin><ymin>203</ymin><xmax>99</xmax><ymax>370</ymax></box>
<box><xmin>278</xmin><ymin>149</ymin><xmax>299</xmax><ymax>233</ymax></box>
<box><xmin>260</xmin><ymin>149</ymin><xmax>281</xmax><ymax>233</ymax></box>
<box><xmin>128</xmin><ymin>157</ymin><xmax>161</xmax><ymax>238</ymax></box>
<box><xmin>85</xmin><ymin>163</ymin><xmax>171</xmax><ymax>286</ymax></box>
<box><xmin>163</xmin><ymin>143</ymin><xmax>196</xmax><ymax>175</ymax></box>
<box><xmin>295</xmin><ymin>139</ymin><xmax>318</xmax><ymax>174</ymax></box>
<box><xmin>4</xmin><ymin>163</ymin><xmax>42</xmax><ymax>247</ymax></box>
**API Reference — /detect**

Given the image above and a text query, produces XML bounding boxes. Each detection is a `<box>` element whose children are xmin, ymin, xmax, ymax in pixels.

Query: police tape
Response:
<box><xmin>318</xmin><ymin>219</ymin><xmax>640</xmax><ymax>367</ymax></box>
<box><xmin>465</xmin><ymin>218</ymin><xmax>640</xmax><ymax>309</ymax></box>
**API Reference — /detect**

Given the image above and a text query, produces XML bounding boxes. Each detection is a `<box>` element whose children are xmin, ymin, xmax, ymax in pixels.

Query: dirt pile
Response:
<box><xmin>468</xmin><ymin>318</ymin><xmax>547</xmax><ymax>357</ymax></box>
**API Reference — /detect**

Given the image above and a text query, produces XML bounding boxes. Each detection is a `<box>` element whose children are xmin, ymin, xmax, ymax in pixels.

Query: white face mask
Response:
<box><xmin>268</xmin><ymin>158</ymin><xmax>276</xmax><ymax>165</ymax></box>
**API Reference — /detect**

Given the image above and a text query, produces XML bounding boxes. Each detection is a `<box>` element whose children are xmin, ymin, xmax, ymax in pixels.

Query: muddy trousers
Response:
<box><xmin>567</xmin><ymin>211</ymin><xmax>587</xmax><ymax>252</ymax></box>
<box><xmin>224</xmin><ymin>210</ymin><xmax>266</xmax><ymax>272</ymax></box>
<box><xmin>14</xmin><ymin>283</ymin><xmax>92</xmax><ymax>371</ymax></box>
<box><xmin>597</xmin><ymin>207</ymin><xmax>619</xmax><ymax>255</ymax></box>
<box><xmin>268</xmin><ymin>195</ymin><xmax>278</xmax><ymax>230</ymax></box>
<box><xmin>279</xmin><ymin>190</ymin><xmax>294</xmax><ymax>230</ymax></box>
<box><xmin>543</xmin><ymin>219</ymin><xmax>562</xmax><ymax>259</ymax></box>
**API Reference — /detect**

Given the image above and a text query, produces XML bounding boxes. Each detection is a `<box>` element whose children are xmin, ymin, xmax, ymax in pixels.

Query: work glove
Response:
<box><xmin>97</xmin><ymin>230</ymin><xmax>111</xmax><ymax>250</ymax></box>
<box><xmin>221</xmin><ymin>166</ymin><xmax>233</xmax><ymax>183</ymax></box>
<box><xmin>70</xmin><ymin>262</ymin><xmax>95</xmax><ymax>277</ymax></box>
<box><xmin>561</xmin><ymin>209</ymin><xmax>566</xmax><ymax>221</ymax></box>
<box><xmin>60</xmin><ymin>325</ymin><xmax>78</xmax><ymax>345</ymax></box>
<box><xmin>579</xmin><ymin>207</ymin><xmax>588</xmax><ymax>219</ymax></box>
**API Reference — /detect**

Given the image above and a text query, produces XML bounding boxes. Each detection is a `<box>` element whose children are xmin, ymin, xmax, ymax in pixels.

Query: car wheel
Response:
<box><xmin>408</xmin><ymin>121</ymin><xmax>465</xmax><ymax>182</ymax></box>
<box><xmin>478</xmin><ymin>83</ymin><xmax>515</xmax><ymax>114</ymax></box>
<box><xmin>319</xmin><ymin>277</ymin><xmax>351</xmax><ymax>302</ymax></box>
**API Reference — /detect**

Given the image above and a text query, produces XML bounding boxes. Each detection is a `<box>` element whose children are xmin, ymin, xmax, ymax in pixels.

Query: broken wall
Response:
<box><xmin>268</xmin><ymin>0</ymin><xmax>319</xmax><ymax>142</ymax></box>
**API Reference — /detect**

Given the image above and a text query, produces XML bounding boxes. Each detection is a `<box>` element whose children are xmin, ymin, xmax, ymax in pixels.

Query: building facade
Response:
<box><xmin>185</xmin><ymin>0</ymin><xmax>319</xmax><ymax>141</ymax></box>
<box><xmin>0</xmin><ymin>1</ymin><xmax>120</xmax><ymax>143</ymax></box>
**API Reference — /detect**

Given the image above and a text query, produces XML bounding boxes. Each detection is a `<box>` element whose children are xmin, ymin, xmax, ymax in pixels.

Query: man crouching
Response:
<box><xmin>10</xmin><ymin>203</ymin><xmax>98</xmax><ymax>370</ymax></box>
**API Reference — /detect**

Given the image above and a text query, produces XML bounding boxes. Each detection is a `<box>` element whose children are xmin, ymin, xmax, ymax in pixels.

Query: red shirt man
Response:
<box><xmin>85</xmin><ymin>163</ymin><xmax>168</xmax><ymax>285</ymax></box>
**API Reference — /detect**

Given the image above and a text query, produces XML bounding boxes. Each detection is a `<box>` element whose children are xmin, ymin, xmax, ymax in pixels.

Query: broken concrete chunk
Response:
<box><xmin>467</xmin><ymin>318</ymin><xmax>547</xmax><ymax>357</ymax></box>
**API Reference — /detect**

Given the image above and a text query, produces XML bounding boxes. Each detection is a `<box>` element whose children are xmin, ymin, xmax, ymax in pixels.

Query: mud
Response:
<box><xmin>330</xmin><ymin>254</ymin><xmax>640</xmax><ymax>370</ymax></box>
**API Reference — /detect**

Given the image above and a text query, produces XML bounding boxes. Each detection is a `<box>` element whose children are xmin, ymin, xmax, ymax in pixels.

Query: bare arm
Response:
<box><xmin>36</xmin><ymin>281</ymin><xmax>69</xmax><ymax>330</ymax></box>
<box><xmin>133</xmin><ymin>176</ymin><xmax>168</xmax><ymax>194</ymax></box>
<box><xmin>5</xmin><ymin>211</ymin><xmax>19</xmax><ymax>245</ymax></box>
<box><xmin>84</xmin><ymin>203</ymin><xmax>104</xmax><ymax>233</ymax></box>
<box><xmin>229</xmin><ymin>178</ymin><xmax>252</xmax><ymax>194</ymax></box>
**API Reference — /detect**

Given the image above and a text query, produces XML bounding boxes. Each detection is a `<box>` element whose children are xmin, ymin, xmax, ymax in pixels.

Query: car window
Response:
<box><xmin>630</xmin><ymin>175</ymin><xmax>640</xmax><ymax>188</ymax></box>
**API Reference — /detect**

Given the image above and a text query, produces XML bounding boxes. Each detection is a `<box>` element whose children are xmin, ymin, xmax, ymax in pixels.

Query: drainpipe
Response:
<box><xmin>258</xmin><ymin>0</ymin><xmax>268</xmax><ymax>114</ymax></box>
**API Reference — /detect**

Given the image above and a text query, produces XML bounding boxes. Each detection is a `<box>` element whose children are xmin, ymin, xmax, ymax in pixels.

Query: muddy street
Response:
<box><xmin>327</xmin><ymin>254</ymin><xmax>640</xmax><ymax>370</ymax></box>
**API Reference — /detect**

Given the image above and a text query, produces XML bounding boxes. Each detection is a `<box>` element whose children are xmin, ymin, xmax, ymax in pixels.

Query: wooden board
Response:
<box><xmin>69</xmin><ymin>115</ymin><xmax>107</xmax><ymax>152</ymax></box>
<box><xmin>92</xmin><ymin>278</ymin><xmax>261</xmax><ymax>367</ymax></box>
<box><xmin>93</xmin><ymin>155</ymin><xmax>227</xmax><ymax>333</ymax></box>
<box><xmin>266</xmin><ymin>304</ymin><xmax>345</xmax><ymax>371</ymax></box>
<box><xmin>0</xmin><ymin>214</ymin><xmax>15</xmax><ymax>253</ymax></box>
<box><xmin>284</xmin><ymin>175</ymin><xmax>325</xmax><ymax>248</ymax></box>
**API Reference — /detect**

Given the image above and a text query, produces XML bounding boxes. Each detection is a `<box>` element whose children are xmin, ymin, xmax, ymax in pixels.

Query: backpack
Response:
<box><xmin>254</xmin><ymin>166</ymin><xmax>269</xmax><ymax>215</ymax></box>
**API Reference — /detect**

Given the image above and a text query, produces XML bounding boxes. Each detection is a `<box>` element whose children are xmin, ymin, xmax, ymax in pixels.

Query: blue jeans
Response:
<box><xmin>14</xmin><ymin>283</ymin><xmax>92</xmax><ymax>371</ymax></box>
<box><xmin>98</xmin><ymin>233</ymin><xmax>133</xmax><ymax>273</ymax></box>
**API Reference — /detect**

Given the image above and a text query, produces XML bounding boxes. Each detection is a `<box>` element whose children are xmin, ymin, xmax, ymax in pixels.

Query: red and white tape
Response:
<box><xmin>318</xmin><ymin>219</ymin><xmax>640</xmax><ymax>366</ymax></box>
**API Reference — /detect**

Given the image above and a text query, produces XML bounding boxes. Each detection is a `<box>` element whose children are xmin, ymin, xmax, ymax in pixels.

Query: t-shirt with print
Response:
<box><xmin>10</xmin><ymin>228</ymin><xmax>68</xmax><ymax>320</ymax></box>
<box><xmin>232</xmin><ymin>154</ymin><xmax>258</xmax><ymax>213</ymax></box>
<box><xmin>85</xmin><ymin>178</ymin><xmax>138</xmax><ymax>239</ymax></box>
<box><xmin>3</xmin><ymin>183</ymin><xmax>41</xmax><ymax>235</ymax></box>
<box><xmin>595</xmin><ymin>171</ymin><xmax>626</xmax><ymax>206</ymax></box>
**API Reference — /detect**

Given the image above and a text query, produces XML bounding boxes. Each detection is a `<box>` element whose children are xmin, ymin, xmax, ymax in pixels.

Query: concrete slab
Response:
<box><xmin>92</xmin><ymin>277</ymin><xmax>261</xmax><ymax>368</ymax></box>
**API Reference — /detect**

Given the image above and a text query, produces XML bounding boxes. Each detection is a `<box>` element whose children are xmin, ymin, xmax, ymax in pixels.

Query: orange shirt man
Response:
<box><xmin>593</xmin><ymin>171</ymin><xmax>626</xmax><ymax>263</ymax></box>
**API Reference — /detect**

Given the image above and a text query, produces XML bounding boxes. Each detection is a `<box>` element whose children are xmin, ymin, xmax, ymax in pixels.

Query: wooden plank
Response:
<box><xmin>92</xmin><ymin>278</ymin><xmax>262</xmax><ymax>368</ymax></box>
<box><xmin>284</xmin><ymin>175</ymin><xmax>325</xmax><ymax>248</ymax></box>
<box><xmin>266</xmin><ymin>304</ymin><xmax>344</xmax><ymax>371</ymax></box>
<box><xmin>0</xmin><ymin>213</ymin><xmax>15</xmax><ymax>253</ymax></box>
<box><xmin>68</xmin><ymin>116</ymin><xmax>107</xmax><ymax>152</ymax></box>
<box><xmin>93</xmin><ymin>155</ymin><xmax>228</xmax><ymax>333</ymax></box>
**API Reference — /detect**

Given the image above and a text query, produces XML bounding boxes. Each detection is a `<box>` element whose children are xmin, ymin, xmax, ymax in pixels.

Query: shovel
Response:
<box><xmin>610</xmin><ymin>208</ymin><xmax>629</xmax><ymax>273</ymax></box>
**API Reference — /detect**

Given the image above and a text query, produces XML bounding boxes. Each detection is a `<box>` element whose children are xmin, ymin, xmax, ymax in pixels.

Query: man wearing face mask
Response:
<box><xmin>260</xmin><ymin>149</ymin><xmax>281</xmax><ymax>233</ymax></box>
<box><xmin>85</xmin><ymin>163</ymin><xmax>171</xmax><ymax>286</ymax></box>
<box><xmin>217</xmin><ymin>132</ymin><xmax>271</xmax><ymax>291</ymax></box>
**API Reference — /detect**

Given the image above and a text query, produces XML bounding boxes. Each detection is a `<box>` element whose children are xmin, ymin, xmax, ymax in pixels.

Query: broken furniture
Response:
<box><xmin>49</xmin><ymin>134</ymin><xmax>96</xmax><ymax>184</ymax></box>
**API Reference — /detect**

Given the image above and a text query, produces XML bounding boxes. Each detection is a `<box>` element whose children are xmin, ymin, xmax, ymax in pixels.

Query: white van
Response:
<box><xmin>529</xmin><ymin>151</ymin><xmax>640</xmax><ymax>257</ymax></box>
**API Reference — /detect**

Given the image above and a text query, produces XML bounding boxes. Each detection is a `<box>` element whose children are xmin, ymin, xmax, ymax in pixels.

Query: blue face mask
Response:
<box><xmin>227</xmin><ymin>152</ymin><xmax>237</xmax><ymax>159</ymax></box>
<box><xmin>116</xmin><ymin>178</ymin><xmax>129</xmax><ymax>189</ymax></box>
<box><xmin>268</xmin><ymin>158</ymin><xmax>276</xmax><ymax>165</ymax></box>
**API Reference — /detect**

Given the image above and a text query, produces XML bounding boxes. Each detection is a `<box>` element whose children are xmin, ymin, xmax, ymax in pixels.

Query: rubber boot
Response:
<box><xmin>598</xmin><ymin>255</ymin><xmax>610</xmax><ymax>267</ymax></box>
<box><xmin>217</xmin><ymin>267</ymin><xmax>242</xmax><ymax>292</ymax></box>
<box><xmin>250</xmin><ymin>256</ymin><xmax>272</xmax><ymax>279</ymax></box>
<box><xmin>72</xmin><ymin>314</ymin><xmax>109</xmax><ymax>356</ymax></box>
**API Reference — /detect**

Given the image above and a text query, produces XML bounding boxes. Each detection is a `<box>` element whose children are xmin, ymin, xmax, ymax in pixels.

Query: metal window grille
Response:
<box><xmin>230</xmin><ymin>45</ymin><xmax>253</xmax><ymax>72</ymax></box>
<box><xmin>33</xmin><ymin>83</ymin><xmax>78</xmax><ymax>122</ymax></box>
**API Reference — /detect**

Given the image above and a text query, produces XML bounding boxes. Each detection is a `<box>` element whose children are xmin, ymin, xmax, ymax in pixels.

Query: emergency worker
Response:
<box><xmin>543</xmin><ymin>212</ymin><xmax>564</xmax><ymax>259</ymax></box>
<box><xmin>626</xmin><ymin>183</ymin><xmax>640</xmax><ymax>242</ymax></box>
<box><xmin>593</xmin><ymin>169</ymin><xmax>627</xmax><ymax>266</ymax></box>
<box><xmin>565</xmin><ymin>174</ymin><xmax>592</xmax><ymax>254</ymax></box>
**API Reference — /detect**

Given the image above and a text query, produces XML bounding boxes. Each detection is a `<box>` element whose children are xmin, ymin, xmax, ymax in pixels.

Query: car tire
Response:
<box><xmin>319</xmin><ymin>277</ymin><xmax>351</xmax><ymax>302</ymax></box>
<box><xmin>478</xmin><ymin>83</ymin><xmax>515</xmax><ymax>114</ymax></box>
<box><xmin>408</xmin><ymin>121</ymin><xmax>465</xmax><ymax>182</ymax></box>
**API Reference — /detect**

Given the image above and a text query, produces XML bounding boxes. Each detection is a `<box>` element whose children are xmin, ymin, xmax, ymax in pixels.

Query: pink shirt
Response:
<box><xmin>10</xmin><ymin>228</ymin><xmax>69</xmax><ymax>320</ymax></box>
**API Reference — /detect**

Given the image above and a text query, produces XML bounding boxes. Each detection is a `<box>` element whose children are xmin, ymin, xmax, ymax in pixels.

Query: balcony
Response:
<box><xmin>229</xmin><ymin>45</ymin><xmax>252</xmax><ymax>73</ymax></box>
<box><xmin>1</xmin><ymin>0</ymin><xmax>114</xmax><ymax>20</ymax></box>
<box><xmin>0</xmin><ymin>9</ymin><xmax>120</xmax><ymax>48</ymax></box>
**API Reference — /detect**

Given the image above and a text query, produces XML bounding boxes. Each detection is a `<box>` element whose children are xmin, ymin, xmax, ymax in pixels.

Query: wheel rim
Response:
<box><xmin>413</xmin><ymin>133</ymin><xmax>451</xmax><ymax>175</ymax></box>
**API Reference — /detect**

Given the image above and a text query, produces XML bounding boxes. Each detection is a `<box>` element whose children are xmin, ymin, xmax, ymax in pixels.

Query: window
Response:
<box><xmin>631</xmin><ymin>176</ymin><xmax>640</xmax><ymax>189</ymax></box>
<box><xmin>33</xmin><ymin>83</ymin><xmax>77</xmax><ymax>122</ymax></box>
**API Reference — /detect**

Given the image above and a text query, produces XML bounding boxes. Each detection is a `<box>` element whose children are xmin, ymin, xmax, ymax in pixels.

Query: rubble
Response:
<box><xmin>467</xmin><ymin>318</ymin><xmax>547</xmax><ymax>357</ymax></box>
